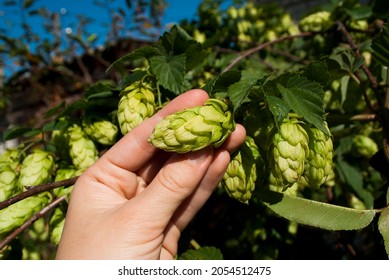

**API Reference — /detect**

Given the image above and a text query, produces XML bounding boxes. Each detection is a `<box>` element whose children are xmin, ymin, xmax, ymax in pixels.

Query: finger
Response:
<box><xmin>100</xmin><ymin>89</ymin><xmax>209</xmax><ymax>172</ymax></box>
<box><xmin>130</xmin><ymin>147</ymin><xmax>214</xmax><ymax>230</ymax></box>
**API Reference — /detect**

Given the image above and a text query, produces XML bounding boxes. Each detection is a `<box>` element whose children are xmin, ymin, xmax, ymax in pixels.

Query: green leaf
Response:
<box><xmin>259</xmin><ymin>189</ymin><xmax>376</xmax><ymax>230</ymax></box>
<box><xmin>227</xmin><ymin>72</ymin><xmax>258</xmax><ymax>113</ymax></box>
<box><xmin>266</xmin><ymin>95</ymin><xmax>290</xmax><ymax>125</ymax></box>
<box><xmin>150</xmin><ymin>53</ymin><xmax>187</xmax><ymax>94</ymax></box>
<box><xmin>345</xmin><ymin>6</ymin><xmax>372</xmax><ymax>20</ymax></box>
<box><xmin>378</xmin><ymin>208</ymin><xmax>389</xmax><ymax>257</ymax></box>
<box><xmin>304</xmin><ymin>61</ymin><xmax>330</xmax><ymax>86</ymax></box>
<box><xmin>330</xmin><ymin>47</ymin><xmax>365</xmax><ymax>74</ymax></box>
<box><xmin>277</xmin><ymin>77</ymin><xmax>327</xmax><ymax>134</ymax></box>
<box><xmin>371</xmin><ymin>23</ymin><xmax>389</xmax><ymax>67</ymax></box>
<box><xmin>179</xmin><ymin>246</ymin><xmax>224</xmax><ymax>260</ymax></box>
<box><xmin>203</xmin><ymin>70</ymin><xmax>241</xmax><ymax>96</ymax></box>
<box><xmin>336</xmin><ymin>159</ymin><xmax>374</xmax><ymax>208</ymax></box>
<box><xmin>3</xmin><ymin>126</ymin><xmax>40</xmax><ymax>140</ymax></box>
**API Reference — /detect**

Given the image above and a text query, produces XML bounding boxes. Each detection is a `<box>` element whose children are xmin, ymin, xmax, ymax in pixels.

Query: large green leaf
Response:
<box><xmin>266</xmin><ymin>95</ymin><xmax>289</xmax><ymax>125</ymax></box>
<box><xmin>277</xmin><ymin>76</ymin><xmax>327</xmax><ymax>134</ymax></box>
<box><xmin>227</xmin><ymin>72</ymin><xmax>258</xmax><ymax>113</ymax></box>
<box><xmin>150</xmin><ymin>53</ymin><xmax>187</xmax><ymax>94</ymax></box>
<box><xmin>371</xmin><ymin>22</ymin><xmax>389</xmax><ymax>67</ymax></box>
<box><xmin>378</xmin><ymin>208</ymin><xmax>389</xmax><ymax>257</ymax></box>
<box><xmin>259</xmin><ymin>189</ymin><xmax>376</xmax><ymax>230</ymax></box>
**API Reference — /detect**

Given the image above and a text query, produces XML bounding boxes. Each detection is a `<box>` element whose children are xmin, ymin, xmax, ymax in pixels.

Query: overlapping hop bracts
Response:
<box><xmin>68</xmin><ymin>124</ymin><xmax>99</xmax><ymax>171</ymax></box>
<box><xmin>117</xmin><ymin>80</ymin><xmax>156</xmax><ymax>135</ymax></box>
<box><xmin>299</xmin><ymin>11</ymin><xmax>333</xmax><ymax>32</ymax></box>
<box><xmin>17</xmin><ymin>149</ymin><xmax>55</xmax><ymax>189</ymax></box>
<box><xmin>268</xmin><ymin>118</ymin><xmax>309</xmax><ymax>190</ymax></box>
<box><xmin>0</xmin><ymin>165</ymin><xmax>19</xmax><ymax>202</ymax></box>
<box><xmin>149</xmin><ymin>98</ymin><xmax>235</xmax><ymax>153</ymax></box>
<box><xmin>0</xmin><ymin>193</ymin><xmax>51</xmax><ymax>236</ymax></box>
<box><xmin>221</xmin><ymin>136</ymin><xmax>259</xmax><ymax>204</ymax></box>
<box><xmin>53</xmin><ymin>167</ymin><xmax>78</xmax><ymax>200</ymax></box>
<box><xmin>0</xmin><ymin>148</ymin><xmax>21</xmax><ymax>201</ymax></box>
<box><xmin>83</xmin><ymin>119</ymin><xmax>118</xmax><ymax>146</ymax></box>
<box><xmin>352</xmin><ymin>134</ymin><xmax>378</xmax><ymax>158</ymax></box>
<box><xmin>302</xmin><ymin>124</ymin><xmax>333</xmax><ymax>188</ymax></box>
<box><xmin>49</xmin><ymin>207</ymin><xmax>66</xmax><ymax>245</ymax></box>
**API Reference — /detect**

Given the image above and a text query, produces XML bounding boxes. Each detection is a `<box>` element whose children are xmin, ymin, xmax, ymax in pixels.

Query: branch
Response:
<box><xmin>0</xmin><ymin>176</ymin><xmax>79</xmax><ymax>211</ymax></box>
<box><xmin>222</xmin><ymin>32</ymin><xmax>313</xmax><ymax>73</ymax></box>
<box><xmin>0</xmin><ymin>195</ymin><xmax>67</xmax><ymax>251</ymax></box>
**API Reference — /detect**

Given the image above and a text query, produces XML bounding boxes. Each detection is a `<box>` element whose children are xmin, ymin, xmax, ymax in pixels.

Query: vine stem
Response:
<box><xmin>0</xmin><ymin>176</ymin><xmax>79</xmax><ymax>211</ymax></box>
<box><xmin>0</xmin><ymin>195</ymin><xmax>67</xmax><ymax>251</ymax></box>
<box><xmin>222</xmin><ymin>32</ymin><xmax>313</xmax><ymax>73</ymax></box>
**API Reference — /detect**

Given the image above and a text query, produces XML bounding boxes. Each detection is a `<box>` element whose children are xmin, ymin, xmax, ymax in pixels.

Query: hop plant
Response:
<box><xmin>0</xmin><ymin>148</ymin><xmax>21</xmax><ymax>170</ymax></box>
<box><xmin>117</xmin><ymin>80</ymin><xmax>156</xmax><ymax>135</ymax></box>
<box><xmin>83</xmin><ymin>119</ymin><xmax>119</xmax><ymax>146</ymax></box>
<box><xmin>302</xmin><ymin>125</ymin><xmax>334</xmax><ymax>189</ymax></box>
<box><xmin>148</xmin><ymin>98</ymin><xmax>235</xmax><ymax>153</ymax></box>
<box><xmin>53</xmin><ymin>167</ymin><xmax>78</xmax><ymax>200</ymax></box>
<box><xmin>0</xmin><ymin>193</ymin><xmax>50</xmax><ymax>236</ymax></box>
<box><xmin>220</xmin><ymin>136</ymin><xmax>260</xmax><ymax>204</ymax></box>
<box><xmin>49</xmin><ymin>207</ymin><xmax>66</xmax><ymax>245</ymax></box>
<box><xmin>68</xmin><ymin>124</ymin><xmax>99</xmax><ymax>171</ymax></box>
<box><xmin>17</xmin><ymin>149</ymin><xmax>55</xmax><ymax>189</ymax></box>
<box><xmin>268</xmin><ymin>118</ymin><xmax>309</xmax><ymax>190</ymax></box>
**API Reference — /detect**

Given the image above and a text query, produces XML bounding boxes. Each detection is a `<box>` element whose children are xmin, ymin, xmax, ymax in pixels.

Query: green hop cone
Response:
<box><xmin>268</xmin><ymin>118</ymin><xmax>309</xmax><ymax>190</ymax></box>
<box><xmin>221</xmin><ymin>136</ymin><xmax>259</xmax><ymax>204</ymax></box>
<box><xmin>68</xmin><ymin>124</ymin><xmax>99</xmax><ymax>171</ymax></box>
<box><xmin>352</xmin><ymin>134</ymin><xmax>378</xmax><ymax>158</ymax></box>
<box><xmin>83</xmin><ymin>119</ymin><xmax>118</xmax><ymax>146</ymax></box>
<box><xmin>53</xmin><ymin>167</ymin><xmax>78</xmax><ymax>200</ymax></box>
<box><xmin>0</xmin><ymin>165</ymin><xmax>19</xmax><ymax>202</ymax></box>
<box><xmin>17</xmin><ymin>149</ymin><xmax>55</xmax><ymax>189</ymax></box>
<box><xmin>149</xmin><ymin>98</ymin><xmax>235</xmax><ymax>153</ymax></box>
<box><xmin>0</xmin><ymin>193</ymin><xmax>50</xmax><ymax>236</ymax></box>
<box><xmin>117</xmin><ymin>80</ymin><xmax>156</xmax><ymax>135</ymax></box>
<box><xmin>302</xmin><ymin>124</ymin><xmax>334</xmax><ymax>188</ymax></box>
<box><xmin>49</xmin><ymin>207</ymin><xmax>66</xmax><ymax>245</ymax></box>
<box><xmin>0</xmin><ymin>148</ymin><xmax>21</xmax><ymax>170</ymax></box>
<box><xmin>299</xmin><ymin>11</ymin><xmax>333</xmax><ymax>32</ymax></box>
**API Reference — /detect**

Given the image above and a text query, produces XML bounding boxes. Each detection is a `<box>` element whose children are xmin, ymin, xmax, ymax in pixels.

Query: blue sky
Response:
<box><xmin>0</xmin><ymin>0</ymin><xmax>203</xmax><ymax>41</ymax></box>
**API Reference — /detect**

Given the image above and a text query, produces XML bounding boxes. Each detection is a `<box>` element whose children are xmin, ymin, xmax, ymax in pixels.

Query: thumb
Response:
<box><xmin>134</xmin><ymin>147</ymin><xmax>214</xmax><ymax>228</ymax></box>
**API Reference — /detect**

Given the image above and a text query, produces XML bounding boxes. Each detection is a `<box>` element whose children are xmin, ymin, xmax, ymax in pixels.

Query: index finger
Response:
<box><xmin>100</xmin><ymin>89</ymin><xmax>209</xmax><ymax>172</ymax></box>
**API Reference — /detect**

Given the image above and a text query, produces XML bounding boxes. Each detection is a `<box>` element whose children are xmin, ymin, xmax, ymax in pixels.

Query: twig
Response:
<box><xmin>222</xmin><ymin>32</ymin><xmax>313</xmax><ymax>73</ymax></box>
<box><xmin>0</xmin><ymin>176</ymin><xmax>79</xmax><ymax>211</ymax></box>
<box><xmin>0</xmin><ymin>195</ymin><xmax>67</xmax><ymax>251</ymax></box>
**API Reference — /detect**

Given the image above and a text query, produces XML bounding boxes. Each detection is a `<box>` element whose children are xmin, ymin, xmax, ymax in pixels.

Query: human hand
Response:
<box><xmin>55</xmin><ymin>89</ymin><xmax>246</xmax><ymax>260</ymax></box>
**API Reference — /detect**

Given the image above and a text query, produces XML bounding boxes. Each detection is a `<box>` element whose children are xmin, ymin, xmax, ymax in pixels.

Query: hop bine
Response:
<box><xmin>220</xmin><ymin>136</ymin><xmax>260</xmax><ymax>204</ymax></box>
<box><xmin>148</xmin><ymin>98</ymin><xmax>236</xmax><ymax>153</ymax></box>
<box><xmin>268</xmin><ymin>118</ymin><xmax>309</xmax><ymax>190</ymax></box>
<box><xmin>117</xmin><ymin>80</ymin><xmax>156</xmax><ymax>135</ymax></box>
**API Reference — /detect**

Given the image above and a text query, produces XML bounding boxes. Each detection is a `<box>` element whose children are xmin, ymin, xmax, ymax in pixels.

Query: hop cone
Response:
<box><xmin>0</xmin><ymin>193</ymin><xmax>50</xmax><ymax>236</ymax></box>
<box><xmin>299</xmin><ymin>11</ymin><xmax>333</xmax><ymax>32</ymax></box>
<box><xmin>17</xmin><ymin>149</ymin><xmax>55</xmax><ymax>189</ymax></box>
<box><xmin>0</xmin><ymin>148</ymin><xmax>21</xmax><ymax>170</ymax></box>
<box><xmin>68</xmin><ymin>124</ymin><xmax>99</xmax><ymax>171</ymax></box>
<box><xmin>352</xmin><ymin>134</ymin><xmax>378</xmax><ymax>158</ymax></box>
<box><xmin>268</xmin><ymin>118</ymin><xmax>309</xmax><ymax>190</ymax></box>
<box><xmin>302</xmin><ymin>125</ymin><xmax>333</xmax><ymax>188</ymax></box>
<box><xmin>149</xmin><ymin>98</ymin><xmax>235</xmax><ymax>153</ymax></box>
<box><xmin>0</xmin><ymin>165</ymin><xmax>19</xmax><ymax>202</ymax></box>
<box><xmin>220</xmin><ymin>136</ymin><xmax>259</xmax><ymax>204</ymax></box>
<box><xmin>49</xmin><ymin>207</ymin><xmax>66</xmax><ymax>245</ymax></box>
<box><xmin>117</xmin><ymin>81</ymin><xmax>156</xmax><ymax>135</ymax></box>
<box><xmin>53</xmin><ymin>167</ymin><xmax>78</xmax><ymax>200</ymax></box>
<box><xmin>83</xmin><ymin>119</ymin><xmax>118</xmax><ymax>146</ymax></box>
